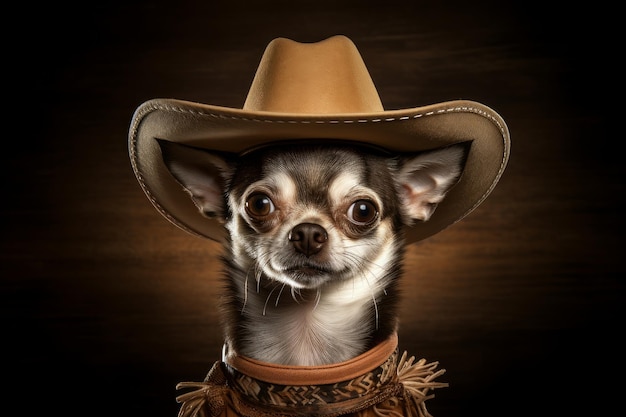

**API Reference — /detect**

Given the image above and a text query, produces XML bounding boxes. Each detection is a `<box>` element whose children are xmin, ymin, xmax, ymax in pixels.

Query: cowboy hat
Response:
<box><xmin>128</xmin><ymin>35</ymin><xmax>510</xmax><ymax>244</ymax></box>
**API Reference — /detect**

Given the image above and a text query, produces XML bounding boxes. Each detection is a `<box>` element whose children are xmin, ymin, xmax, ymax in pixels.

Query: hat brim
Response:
<box><xmin>128</xmin><ymin>98</ymin><xmax>510</xmax><ymax>244</ymax></box>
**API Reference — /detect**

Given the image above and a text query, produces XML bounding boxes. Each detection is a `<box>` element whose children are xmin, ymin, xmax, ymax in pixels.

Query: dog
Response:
<box><xmin>129</xmin><ymin>35</ymin><xmax>509</xmax><ymax>417</ymax></box>
<box><xmin>157</xmin><ymin>139</ymin><xmax>469</xmax><ymax>367</ymax></box>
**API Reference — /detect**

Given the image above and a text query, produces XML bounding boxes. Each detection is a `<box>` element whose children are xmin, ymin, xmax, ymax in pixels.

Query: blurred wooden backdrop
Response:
<box><xmin>3</xmin><ymin>1</ymin><xmax>622</xmax><ymax>416</ymax></box>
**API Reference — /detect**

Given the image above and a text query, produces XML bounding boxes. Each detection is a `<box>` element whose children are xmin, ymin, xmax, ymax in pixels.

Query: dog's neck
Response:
<box><xmin>221</xmin><ymin>245</ymin><xmax>402</xmax><ymax>366</ymax></box>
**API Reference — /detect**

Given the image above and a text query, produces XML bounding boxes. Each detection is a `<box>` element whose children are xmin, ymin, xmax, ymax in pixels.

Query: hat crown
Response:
<box><xmin>243</xmin><ymin>36</ymin><xmax>384</xmax><ymax>114</ymax></box>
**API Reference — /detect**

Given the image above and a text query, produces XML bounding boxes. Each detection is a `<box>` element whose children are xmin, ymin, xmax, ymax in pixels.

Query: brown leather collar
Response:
<box><xmin>223</xmin><ymin>333</ymin><xmax>399</xmax><ymax>386</ymax></box>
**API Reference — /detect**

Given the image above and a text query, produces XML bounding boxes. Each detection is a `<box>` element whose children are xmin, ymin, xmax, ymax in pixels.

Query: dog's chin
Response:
<box><xmin>284</xmin><ymin>267</ymin><xmax>332</xmax><ymax>289</ymax></box>
<box><xmin>266</xmin><ymin>265</ymin><xmax>341</xmax><ymax>290</ymax></box>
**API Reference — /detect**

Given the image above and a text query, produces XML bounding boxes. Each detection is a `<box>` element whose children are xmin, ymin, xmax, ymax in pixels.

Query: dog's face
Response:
<box><xmin>158</xmin><ymin>141</ymin><xmax>468</xmax><ymax>291</ymax></box>
<box><xmin>226</xmin><ymin>145</ymin><xmax>404</xmax><ymax>290</ymax></box>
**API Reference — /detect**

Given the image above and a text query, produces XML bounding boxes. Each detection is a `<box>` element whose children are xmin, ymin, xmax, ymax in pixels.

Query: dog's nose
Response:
<box><xmin>289</xmin><ymin>223</ymin><xmax>328</xmax><ymax>256</ymax></box>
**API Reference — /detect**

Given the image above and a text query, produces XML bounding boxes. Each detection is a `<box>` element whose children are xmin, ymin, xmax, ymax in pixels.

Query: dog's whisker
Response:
<box><xmin>342</xmin><ymin>252</ymin><xmax>384</xmax><ymax>330</ymax></box>
<box><xmin>360</xmin><ymin>271</ymin><xmax>381</xmax><ymax>330</ymax></box>
<box><xmin>262</xmin><ymin>284</ymin><xmax>280</xmax><ymax>316</ymax></box>
<box><xmin>290</xmin><ymin>286</ymin><xmax>304</xmax><ymax>303</ymax></box>
<box><xmin>344</xmin><ymin>251</ymin><xmax>388</xmax><ymax>282</ymax></box>
<box><xmin>254</xmin><ymin>263</ymin><xmax>263</xmax><ymax>292</ymax></box>
<box><xmin>372</xmin><ymin>292</ymin><xmax>379</xmax><ymax>330</ymax></box>
<box><xmin>311</xmin><ymin>289</ymin><xmax>322</xmax><ymax>311</ymax></box>
<box><xmin>342</xmin><ymin>240</ymin><xmax>377</xmax><ymax>251</ymax></box>
<box><xmin>275</xmin><ymin>283</ymin><xmax>286</xmax><ymax>307</ymax></box>
<box><xmin>240</xmin><ymin>264</ymin><xmax>259</xmax><ymax>314</ymax></box>
<box><xmin>242</xmin><ymin>273</ymin><xmax>249</xmax><ymax>313</ymax></box>
<box><xmin>360</xmin><ymin>270</ymin><xmax>381</xmax><ymax>330</ymax></box>
<box><xmin>255</xmin><ymin>255</ymin><xmax>278</xmax><ymax>293</ymax></box>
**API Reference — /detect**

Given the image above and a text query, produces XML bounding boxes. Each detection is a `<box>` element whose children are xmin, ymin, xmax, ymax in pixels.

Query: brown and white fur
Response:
<box><xmin>158</xmin><ymin>140</ymin><xmax>468</xmax><ymax>366</ymax></box>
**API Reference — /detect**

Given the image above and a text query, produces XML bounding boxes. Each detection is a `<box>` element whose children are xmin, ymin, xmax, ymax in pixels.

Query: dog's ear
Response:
<box><xmin>157</xmin><ymin>140</ymin><xmax>236</xmax><ymax>219</ymax></box>
<box><xmin>395</xmin><ymin>142</ymin><xmax>470</xmax><ymax>223</ymax></box>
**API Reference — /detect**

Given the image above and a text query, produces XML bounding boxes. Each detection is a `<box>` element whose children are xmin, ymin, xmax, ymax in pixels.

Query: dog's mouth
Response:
<box><xmin>286</xmin><ymin>264</ymin><xmax>331</xmax><ymax>277</ymax></box>
<box><xmin>280</xmin><ymin>263</ymin><xmax>336</xmax><ymax>288</ymax></box>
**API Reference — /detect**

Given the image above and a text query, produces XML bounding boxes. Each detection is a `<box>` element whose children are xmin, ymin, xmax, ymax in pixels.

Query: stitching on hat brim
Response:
<box><xmin>129</xmin><ymin>101</ymin><xmax>510</xmax><ymax>242</ymax></box>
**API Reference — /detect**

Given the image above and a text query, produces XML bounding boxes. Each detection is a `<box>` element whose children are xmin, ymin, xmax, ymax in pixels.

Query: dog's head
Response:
<box><xmin>158</xmin><ymin>141</ymin><xmax>468</xmax><ymax>290</ymax></box>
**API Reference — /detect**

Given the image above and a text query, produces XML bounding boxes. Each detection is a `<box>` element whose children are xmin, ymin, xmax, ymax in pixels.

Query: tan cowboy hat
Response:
<box><xmin>128</xmin><ymin>35</ymin><xmax>510</xmax><ymax>244</ymax></box>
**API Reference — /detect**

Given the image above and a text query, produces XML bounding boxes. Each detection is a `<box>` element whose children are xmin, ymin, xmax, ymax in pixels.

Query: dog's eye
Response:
<box><xmin>347</xmin><ymin>199</ymin><xmax>379</xmax><ymax>225</ymax></box>
<box><xmin>245</xmin><ymin>193</ymin><xmax>275</xmax><ymax>217</ymax></box>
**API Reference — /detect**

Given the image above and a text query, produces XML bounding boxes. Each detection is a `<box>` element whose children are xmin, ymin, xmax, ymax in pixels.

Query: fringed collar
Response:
<box><xmin>176</xmin><ymin>334</ymin><xmax>447</xmax><ymax>417</ymax></box>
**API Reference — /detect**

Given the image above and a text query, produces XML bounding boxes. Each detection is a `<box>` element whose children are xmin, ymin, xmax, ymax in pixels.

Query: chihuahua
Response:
<box><xmin>158</xmin><ymin>140</ymin><xmax>468</xmax><ymax>367</ymax></box>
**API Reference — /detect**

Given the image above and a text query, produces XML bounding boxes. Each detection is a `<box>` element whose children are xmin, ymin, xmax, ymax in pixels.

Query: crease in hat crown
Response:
<box><xmin>128</xmin><ymin>34</ymin><xmax>510</xmax><ymax>244</ymax></box>
<box><xmin>243</xmin><ymin>36</ymin><xmax>384</xmax><ymax>114</ymax></box>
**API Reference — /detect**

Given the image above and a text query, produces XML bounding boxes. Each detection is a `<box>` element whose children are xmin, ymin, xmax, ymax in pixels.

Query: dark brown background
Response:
<box><xmin>3</xmin><ymin>1</ymin><xmax>622</xmax><ymax>416</ymax></box>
